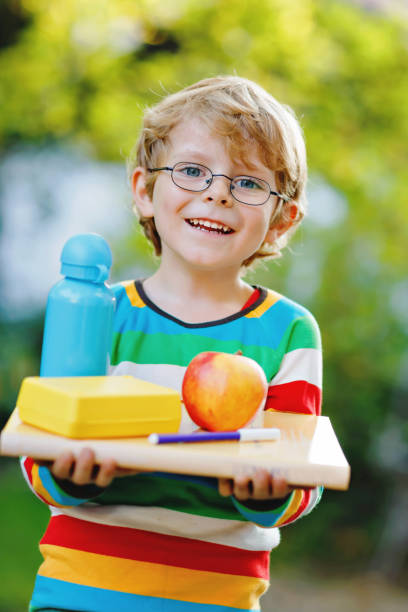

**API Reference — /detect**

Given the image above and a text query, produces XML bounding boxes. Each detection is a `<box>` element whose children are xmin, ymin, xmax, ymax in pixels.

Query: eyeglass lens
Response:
<box><xmin>171</xmin><ymin>162</ymin><xmax>270</xmax><ymax>205</ymax></box>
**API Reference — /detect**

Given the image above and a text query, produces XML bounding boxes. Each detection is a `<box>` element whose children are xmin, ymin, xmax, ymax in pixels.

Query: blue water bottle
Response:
<box><xmin>40</xmin><ymin>233</ymin><xmax>116</xmax><ymax>377</ymax></box>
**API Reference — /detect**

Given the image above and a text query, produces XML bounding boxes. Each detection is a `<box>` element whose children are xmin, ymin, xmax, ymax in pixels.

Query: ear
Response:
<box><xmin>131</xmin><ymin>167</ymin><xmax>154</xmax><ymax>218</ymax></box>
<box><xmin>265</xmin><ymin>202</ymin><xmax>299</xmax><ymax>243</ymax></box>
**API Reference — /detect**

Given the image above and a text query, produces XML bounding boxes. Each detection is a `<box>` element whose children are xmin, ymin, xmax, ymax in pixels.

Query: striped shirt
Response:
<box><xmin>22</xmin><ymin>281</ymin><xmax>323</xmax><ymax>612</ymax></box>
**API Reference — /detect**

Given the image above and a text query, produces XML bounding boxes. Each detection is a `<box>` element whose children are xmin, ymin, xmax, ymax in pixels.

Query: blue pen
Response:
<box><xmin>148</xmin><ymin>428</ymin><xmax>280</xmax><ymax>444</ymax></box>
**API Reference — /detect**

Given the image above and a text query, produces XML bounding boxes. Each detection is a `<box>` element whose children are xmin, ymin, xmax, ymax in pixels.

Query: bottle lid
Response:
<box><xmin>60</xmin><ymin>234</ymin><xmax>113</xmax><ymax>283</ymax></box>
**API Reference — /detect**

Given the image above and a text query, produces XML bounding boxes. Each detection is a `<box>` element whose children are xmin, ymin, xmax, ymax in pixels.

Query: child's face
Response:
<box><xmin>134</xmin><ymin>118</ymin><xmax>283</xmax><ymax>274</ymax></box>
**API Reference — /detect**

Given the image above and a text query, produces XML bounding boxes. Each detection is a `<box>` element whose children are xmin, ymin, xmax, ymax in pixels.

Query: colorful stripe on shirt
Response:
<box><xmin>24</xmin><ymin>279</ymin><xmax>323</xmax><ymax>612</ymax></box>
<box><xmin>31</xmin><ymin>574</ymin><xmax>265</xmax><ymax>612</ymax></box>
<box><xmin>32</xmin><ymin>513</ymin><xmax>269</xmax><ymax>611</ymax></box>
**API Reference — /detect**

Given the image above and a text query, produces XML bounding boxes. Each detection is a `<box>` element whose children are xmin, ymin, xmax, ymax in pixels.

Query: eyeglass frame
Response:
<box><xmin>147</xmin><ymin>162</ymin><xmax>289</xmax><ymax>206</ymax></box>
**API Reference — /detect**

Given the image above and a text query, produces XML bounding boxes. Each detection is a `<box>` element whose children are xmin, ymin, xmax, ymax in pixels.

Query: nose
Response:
<box><xmin>203</xmin><ymin>176</ymin><xmax>234</xmax><ymax>207</ymax></box>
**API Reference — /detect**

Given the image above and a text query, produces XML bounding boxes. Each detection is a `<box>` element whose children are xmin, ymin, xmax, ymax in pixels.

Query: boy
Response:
<box><xmin>22</xmin><ymin>76</ymin><xmax>323</xmax><ymax>611</ymax></box>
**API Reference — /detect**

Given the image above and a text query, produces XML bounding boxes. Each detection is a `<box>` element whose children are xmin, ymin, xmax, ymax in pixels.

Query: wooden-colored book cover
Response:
<box><xmin>0</xmin><ymin>408</ymin><xmax>350</xmax><ymax>490</ymax></box>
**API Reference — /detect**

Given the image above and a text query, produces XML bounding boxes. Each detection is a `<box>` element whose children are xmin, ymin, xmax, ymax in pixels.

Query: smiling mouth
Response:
<box><xmin>186</xmin><ymin>218</ymin><xmax>234</xmax><ymax>234</ymax></box>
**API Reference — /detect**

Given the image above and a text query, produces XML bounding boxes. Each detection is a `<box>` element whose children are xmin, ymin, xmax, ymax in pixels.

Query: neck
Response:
<box><xmin>142</xmin><ymin>257</ymin><xmax>253</xmax><ymax>322</ymax></box>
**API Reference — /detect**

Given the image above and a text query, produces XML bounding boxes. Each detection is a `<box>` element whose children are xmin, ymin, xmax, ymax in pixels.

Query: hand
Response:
<box><xmin>47</xmin><ymin>448</ymin><xmax>139</xmax><ymax>489</ymax></box>
<box><xmin>218</xmin><ymin>467</ymin><xmax>293</xmax><ymax>501</ymax></box>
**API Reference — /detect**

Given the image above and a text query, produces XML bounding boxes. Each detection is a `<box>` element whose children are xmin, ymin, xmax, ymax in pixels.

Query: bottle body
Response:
<box><xmin>40</xmin><ymin>277</ymin><xmax>115</xmax><ymax>377</ymax></box>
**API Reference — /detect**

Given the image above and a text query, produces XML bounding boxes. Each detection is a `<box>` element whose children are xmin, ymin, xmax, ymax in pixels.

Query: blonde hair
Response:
<box><xmin>128</xmin><ymin>75</ymin><xmax>307</xmax><ymax>267</ymax></box>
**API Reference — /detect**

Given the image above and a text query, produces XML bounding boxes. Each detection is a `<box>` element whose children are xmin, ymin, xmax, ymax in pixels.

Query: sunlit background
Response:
<box><xmin>0</xmin><ymin>1</ymin><xmax>407</xmax><ymax>610</ymax></box>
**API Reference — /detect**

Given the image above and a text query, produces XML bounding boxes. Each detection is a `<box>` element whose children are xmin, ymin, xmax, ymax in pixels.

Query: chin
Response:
<box><xmin>176</xmin><ymin>247</ymin><xmax>226</xmax><ymax>268</ymax></box>
<box><xmin>189</xmin><ymin>251</ymin><xmax>237</xmax><ymax>269</ymax></box>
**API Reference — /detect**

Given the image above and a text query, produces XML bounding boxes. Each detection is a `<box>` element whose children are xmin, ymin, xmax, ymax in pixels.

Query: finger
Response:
<box><xmin>233</xmin><ymin>475</ymin><xmax>252</xmax><ymax>500</ymax></box>
<box><xmin>51</xmin><ymin>451</ymin><xmax>75</xmax><ymax>480</ymax></box>
<box><xmin>94</xmin><ymin>458</ymin><xmax>117</xmax><ymax>488</ymax></box>
<box><xmin>71</xmin><ymin>448</ymin><xmax>96</xmax><ymax>485</ymax></box>
<box><xmin>271</xmin><ymin>476</ymin><xmax>292</xmax><ymax>499</ymax></box>
<box><xmin>218</xmin><ymin>478</ymin><xmax>234</xmax><ymax>497</ymax></box>
<box><xmin>251</xmin><ymin>469</ymin><xmax>272</xmax><ymax>500</ymax></box>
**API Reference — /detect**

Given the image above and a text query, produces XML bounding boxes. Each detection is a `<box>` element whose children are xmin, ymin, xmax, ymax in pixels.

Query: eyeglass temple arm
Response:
<box><xmin>272</xmin><ymin>191</ymin><xmax>290</xmax><ymax>201</ymax></box>
<box><xmin>148</xmin><ymin>167</ymin><xmax>173</xmax><ymax>172</ymax></box>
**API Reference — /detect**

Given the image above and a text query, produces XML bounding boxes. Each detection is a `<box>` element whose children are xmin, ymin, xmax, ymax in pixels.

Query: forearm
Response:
<box><xmin>232</xmin><ymin>486</ymin><xmax>323</xmax><ymax>527</ymax></box>
<box><xmin>20</xmin><ymin>456</ymin><xmax>104</xmax><ymax>507</ymax></box>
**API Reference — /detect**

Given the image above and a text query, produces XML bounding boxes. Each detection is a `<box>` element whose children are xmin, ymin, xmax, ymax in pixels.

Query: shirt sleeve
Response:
<box><xmin>231</xmin><ymin>486</ymin><xmax>323</xmax><ymax>527</ymax></box>
<box><xmin>20</xmin><ymin>456</ymin><xmax>104</xmax><ymax>507</ymax></box>
<box><xmin>265</xmin><ymin>314</ymin><xmax>322</xmax><ymax>416</ymax></box>
<box><xmin>232</xmin><ymin>312</ymin><xmax>324</xmax><ymax>526</ymax></box>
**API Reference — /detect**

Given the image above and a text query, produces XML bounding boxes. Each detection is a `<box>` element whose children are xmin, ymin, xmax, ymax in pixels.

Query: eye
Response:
<box><xmin>177</xmin><ymin>164</ymin><xmax>205</xmax><ymax>178</ymax></box>
<box><xmin>235</xmin><ymin>176</ymin><xmax>263</xmax><ymax>190</ymax></box>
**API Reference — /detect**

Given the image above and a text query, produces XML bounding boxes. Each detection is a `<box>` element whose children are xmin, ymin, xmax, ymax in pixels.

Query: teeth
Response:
<box><xmin>188</xmin><ymin>218</ymin><xmax>232</xmax><ymax>233</ymax></box>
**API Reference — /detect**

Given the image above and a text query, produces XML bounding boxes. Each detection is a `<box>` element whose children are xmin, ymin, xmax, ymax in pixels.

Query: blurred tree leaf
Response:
<box><xmin>1</xmin><ymin>0</ymin><xmax>407</xmax><ymax>581</ymax></box>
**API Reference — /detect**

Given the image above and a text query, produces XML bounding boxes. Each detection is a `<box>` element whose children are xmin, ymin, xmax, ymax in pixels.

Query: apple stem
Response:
<box><xmin>235</xmin><ymin>349</ymin><xmax>243</xmax><ymax>355</ymax></box>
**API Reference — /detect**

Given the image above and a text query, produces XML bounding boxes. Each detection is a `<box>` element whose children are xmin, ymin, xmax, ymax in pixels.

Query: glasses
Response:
<box><xmin>148</xmin><ymin>162</ymin><xmax>289</xmax><ymax>206</ymax></box>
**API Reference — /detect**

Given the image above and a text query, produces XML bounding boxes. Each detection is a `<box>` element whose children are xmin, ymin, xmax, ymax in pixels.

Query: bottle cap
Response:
<box><xmin>60</xmin><ymin>234</ymin><xmax>113</xmax><ymax>283</ymax></box>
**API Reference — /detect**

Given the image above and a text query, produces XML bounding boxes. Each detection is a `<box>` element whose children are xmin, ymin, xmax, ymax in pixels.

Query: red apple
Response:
<box><xmin>182</xmin><ymin>351</ymin><xmax>268</xmax><ymax>431</ymax></box>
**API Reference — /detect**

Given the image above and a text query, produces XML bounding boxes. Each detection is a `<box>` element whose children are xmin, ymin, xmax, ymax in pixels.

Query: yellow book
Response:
<box><xmin>17</xmin><ymin>376</ymin><xmax>182</xmax><ymax>439</ymax></box>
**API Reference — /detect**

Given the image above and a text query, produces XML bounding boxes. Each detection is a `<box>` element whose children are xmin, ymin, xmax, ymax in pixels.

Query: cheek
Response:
<box><xmin>154</xmin><ymin>180</ymin><xmax>188</xmax><ymax>212</ymax></box>
<box><xmin>259</xmin><ymin>206</ymin><xmax>278</xmax><ymax>239</ymax></box>
<box><xmin>243</xmin><ymin>209</ymin><xmax>275</xmax><ymax>254</ymax></box>
<box><xmin>151</xmin><ymin>189</ymin><xmax>189</xmax><ymax>239</ymax></box>
<box><xmin>246</xmin><ymin>207</ymin><xmax>273</xmax><ymax>237</ymax></box>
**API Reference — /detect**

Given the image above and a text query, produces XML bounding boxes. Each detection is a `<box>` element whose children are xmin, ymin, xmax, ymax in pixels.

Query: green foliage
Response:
<box><xmin>0</xmin><ymin>317</ymin><xmax>43</xmax><ymax>428</ymax></box>
<box><xmin>1</xmin><ymin>0</ymin><xmax>407</xmax><ymax>598</ymax></box>
<box><xmin>0</xmin><ymin>461</ymin><xmax>48</xmax><ymax>611</ymax></box>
